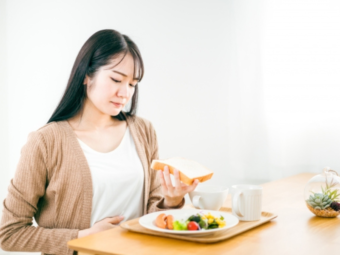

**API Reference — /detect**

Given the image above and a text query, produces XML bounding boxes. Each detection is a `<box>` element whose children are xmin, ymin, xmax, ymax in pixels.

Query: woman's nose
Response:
<box><xmin>117</xmin><ymin>83</ymin><xmax>129</xmax><ymax>98</ymax></box>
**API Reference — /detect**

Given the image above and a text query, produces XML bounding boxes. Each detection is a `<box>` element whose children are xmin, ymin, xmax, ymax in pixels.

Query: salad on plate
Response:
<box><xmin>155</xmin><ymin>211</ymin><xmax>226</xmax><ymax>231</ymax></box>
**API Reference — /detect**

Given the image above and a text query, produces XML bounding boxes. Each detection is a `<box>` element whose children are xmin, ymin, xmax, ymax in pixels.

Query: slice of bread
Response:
<box><xmin>151</xmin><ymin>157</ymin><xmax>214</xmax><ymax>185</ymax></box>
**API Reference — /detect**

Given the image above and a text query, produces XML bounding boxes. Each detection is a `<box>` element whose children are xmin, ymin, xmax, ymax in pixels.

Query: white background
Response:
<box><xmin>1</xmin><ymin>0</ymin><xmax>340</xmax><ymax>254</ymax></box>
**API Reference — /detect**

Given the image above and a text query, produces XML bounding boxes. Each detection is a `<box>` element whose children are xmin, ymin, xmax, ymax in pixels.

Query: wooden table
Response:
<box><xmin>68</xmin><ymin>173</ymin><xmax>340</xmax><ymax>255</ymax></box>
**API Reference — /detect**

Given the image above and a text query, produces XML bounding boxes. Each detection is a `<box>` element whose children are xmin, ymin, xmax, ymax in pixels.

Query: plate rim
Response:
<box><xmin>139</xmin><ymin>208</ymin><xmax>239</xmax><ymax>235</ymax></box>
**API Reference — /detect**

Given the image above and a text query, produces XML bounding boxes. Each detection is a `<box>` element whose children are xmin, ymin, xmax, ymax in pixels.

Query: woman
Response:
<box><xmin>0</xmin><ymin>29</ymin><xmax>199</xmax><ymax>255</ymax></box>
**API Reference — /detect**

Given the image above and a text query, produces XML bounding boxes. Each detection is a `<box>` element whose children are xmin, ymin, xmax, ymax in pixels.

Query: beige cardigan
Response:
<box><xmin>0</xmin><ymin>114</ymin><xmax>184</xmax><ymax>255</ymax></box>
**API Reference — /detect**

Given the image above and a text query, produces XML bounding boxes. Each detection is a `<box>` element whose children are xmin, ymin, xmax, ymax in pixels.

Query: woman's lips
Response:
<box><xmin>111</xmin><ymin>102</ymin><xmax>122</xmax><ymax>107</ymax></box>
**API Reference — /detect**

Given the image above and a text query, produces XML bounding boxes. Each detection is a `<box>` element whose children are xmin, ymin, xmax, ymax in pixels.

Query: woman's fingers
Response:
<box><xmin>158</xmin><ymin>170</ymin><xmax>168</xmax><ymax>194</ymax></box>
<box><xmin>163</xmin><ymin>166</ymin><xmax>174</xmax><ymax>193</ymax></box>
<box><xmin>187</xmin><ymin>179</ymin><xmax>199</xmax><ymax>192</ymax></box>
<box><xmin>181</xmin><ymin>179</ymin><xmax>199</xmax><ymax>193</ymax></box>
<box><xmin>159</xmin><ymin>166</ymin><xmax>199</xmax><ymax>199</ymax></box>
<box><xmin>106</xmin><ymin>215</ymin><xmax>124</xmax><ymax>224</ymax></box>
<box><xmin>174</xmin><ymin>169</ymin><xmax>181</xmax><ymax>188</ymax></box>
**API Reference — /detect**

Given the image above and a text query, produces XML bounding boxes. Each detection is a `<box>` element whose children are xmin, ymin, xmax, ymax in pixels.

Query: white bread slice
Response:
<box><xmin>151</xmin><ymin>157</ymin><xmax>214</xmax><ymax>185</ymax></box>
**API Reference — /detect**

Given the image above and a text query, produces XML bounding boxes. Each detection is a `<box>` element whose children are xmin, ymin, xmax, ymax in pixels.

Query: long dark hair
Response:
<box><xmin>47</xmin><ymin>29</ymin><xmax>144</xmax><ymax>123</ymax></box>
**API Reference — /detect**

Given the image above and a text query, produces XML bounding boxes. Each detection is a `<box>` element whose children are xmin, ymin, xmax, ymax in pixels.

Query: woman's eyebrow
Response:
<box><xmin>112</xmin><ymin>70</ymin><xmax>127</xmax><ymax>77</ymax></box>
<box><xmin>112</xmin><ymin>70</ymin><xmax>139</xmax><ymax>81</ymax></box>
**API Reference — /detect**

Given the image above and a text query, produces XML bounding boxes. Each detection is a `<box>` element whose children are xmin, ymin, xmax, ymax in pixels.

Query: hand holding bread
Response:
<box><xmin>157</xmin><ymin>165</ymin><xmax>199</xmax><ymax>207</ymax></box>
<box><xmin>152</xmin><ymin>157</ymin><xmax>214</xmax><ymax>208</ymax></box>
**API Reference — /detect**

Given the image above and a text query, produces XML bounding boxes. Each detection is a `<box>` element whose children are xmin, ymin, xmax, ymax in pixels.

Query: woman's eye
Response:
<box><xmin>111</xmin><ymin>77</ymin><xmax>137</xmax><ymax>87</ymax></box>
<box><xmin>111</xmin><ymin>78</ymin><xmax>121</xmax><ymax>83</ymax></box>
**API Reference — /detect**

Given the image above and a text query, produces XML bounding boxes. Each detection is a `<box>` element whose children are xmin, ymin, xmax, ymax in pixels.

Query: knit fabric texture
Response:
<box><xmin>0</xmin><ymin>114</ymin><xmax>185</xmax><ymax>255</ymax></box>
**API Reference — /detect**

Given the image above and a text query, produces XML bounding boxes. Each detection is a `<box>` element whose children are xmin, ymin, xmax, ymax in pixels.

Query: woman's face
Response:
<box><xmin>84</xmin><ymin>53</ymin><xmax>138</xmax><ymax>117</ymax></box>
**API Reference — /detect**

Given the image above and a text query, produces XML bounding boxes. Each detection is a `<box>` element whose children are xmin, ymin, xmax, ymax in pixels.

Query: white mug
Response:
<box><xmin>189</xmin><ymin>184</ymin><xmax>229</xmax><ymax>211</ymax></box>
<box><xmin>231</xmin><ymin>184</ymin><xmax>262</xmax><ymax>221</ymax></box>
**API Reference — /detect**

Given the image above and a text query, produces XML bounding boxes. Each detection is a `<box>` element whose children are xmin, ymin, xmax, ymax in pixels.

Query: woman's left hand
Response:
<box><xmin>158</xmin><ymin>165</ymin><xmax>199</xmax><ymax>208</ymax></box>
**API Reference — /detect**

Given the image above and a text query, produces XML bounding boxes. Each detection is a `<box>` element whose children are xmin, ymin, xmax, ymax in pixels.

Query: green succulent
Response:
<box><xmin>306</xmin><ymin>193</ymin><xmax>332</xmax><ymax>210</ymax></box>
<box><xmin>321</xmin><ymin>172</ymin><xmax>340</xmax><ymax>201</ymax></box>
<box><xmin>321</xmin><ymin>185</ymin><xmax>340</xmax><ymax>202</ymax></box>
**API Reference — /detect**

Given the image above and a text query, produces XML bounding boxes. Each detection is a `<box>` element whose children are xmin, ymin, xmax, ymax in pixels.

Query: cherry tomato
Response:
<box><xmin>187</xmin><ymin>221</ymin><xmax>200</xmax><ymax>231</ymax></box>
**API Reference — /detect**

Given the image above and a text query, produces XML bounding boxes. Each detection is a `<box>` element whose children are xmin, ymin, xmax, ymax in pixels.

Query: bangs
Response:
<box><xmin>129</xmin><ymin>47</ymin><xmax>144</xmax><ymax>82</ymax></box>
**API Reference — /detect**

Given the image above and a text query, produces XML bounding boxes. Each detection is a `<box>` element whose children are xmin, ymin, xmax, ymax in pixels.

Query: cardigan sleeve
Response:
<box><xmin>0</xmin><ymin>131</ymin><xmax>78</xmax><ymax>255</ymax></box>
<box><xmin>146</xmin><ymin>123</ymin><xmax>185</xmax><ymax>214</ymax></box>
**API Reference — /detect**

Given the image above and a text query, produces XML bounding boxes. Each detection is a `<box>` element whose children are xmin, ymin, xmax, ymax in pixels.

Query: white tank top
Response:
<box><xmin>76</xmin><ymin>126</ymin><xmax>144</xmax><ymax>226</ymax></box>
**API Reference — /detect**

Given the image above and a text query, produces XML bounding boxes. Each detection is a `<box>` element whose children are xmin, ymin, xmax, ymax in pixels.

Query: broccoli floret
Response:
<box><xmin>188</xmin><ymin>214</ymin><xmax>201</xmax><ymax>223</ymax></box>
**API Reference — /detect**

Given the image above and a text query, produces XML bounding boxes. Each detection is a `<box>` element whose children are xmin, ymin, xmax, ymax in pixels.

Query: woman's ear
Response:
<box><xmin>83</xmin><ymin>75</ymin><xmax>89</xmax><ymax>85</ymax></box>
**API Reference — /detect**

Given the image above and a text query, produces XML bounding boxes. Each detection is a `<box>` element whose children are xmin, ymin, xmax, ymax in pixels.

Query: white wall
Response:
<box><xmin>262</xmin><ymin>0</ymin><xmax>340</xmax><ymax>178</ymax></box>
<box><xmin>5</xmin><ymin>0</ymin><xmax>234</xmax><ymax>186</ymax></box>
<box><xmin>0</xmin><ymin>0</ymin><xmax>9</xmax><ymax>223</ymax></box>
<box><xmin>0</xmin><ymin>1</ymin><xmax>11</xmax><ymax>253</ymax></box>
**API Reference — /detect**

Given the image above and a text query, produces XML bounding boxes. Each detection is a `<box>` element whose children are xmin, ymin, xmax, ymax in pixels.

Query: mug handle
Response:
<box><xmin>192</xmin><ymin>195</ymin><xmax>203</xmax><ymax>209</ymax></box>
<box><xmin>232</xmin><ymin>191</ymin><xmax>244</xmax><ymax>217</ymax></box>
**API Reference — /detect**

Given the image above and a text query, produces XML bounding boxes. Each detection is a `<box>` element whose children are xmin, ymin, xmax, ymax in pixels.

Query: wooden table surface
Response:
<box><xmin>68</xmin><ymin>173</ymin><xmax>340</xmax><ymax>255</ymax></box>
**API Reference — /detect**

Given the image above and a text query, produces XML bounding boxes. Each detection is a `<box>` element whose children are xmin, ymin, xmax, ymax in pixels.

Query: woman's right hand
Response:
<box><xmin>77</xmin><ymin>215</ymin><xmax>124</xmax><ymax>238</ymax></box>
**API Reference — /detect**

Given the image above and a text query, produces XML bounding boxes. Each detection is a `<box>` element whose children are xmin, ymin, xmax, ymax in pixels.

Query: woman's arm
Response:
<box><xmin>0</xmin><ymin>131</ymin><xmax>78</xmax><ymax>255</ymax></box>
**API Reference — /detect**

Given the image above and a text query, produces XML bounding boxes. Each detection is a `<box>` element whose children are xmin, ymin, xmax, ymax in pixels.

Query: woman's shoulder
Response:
<box><xmin>127</xmin><ymin>114</ymin><xmax>155</xmax><ymax>132</ymax></box>
<box><xmin>26</xmin><ymin>120</ymin><xmax>69</xmax><ymax>144</ymax></box>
